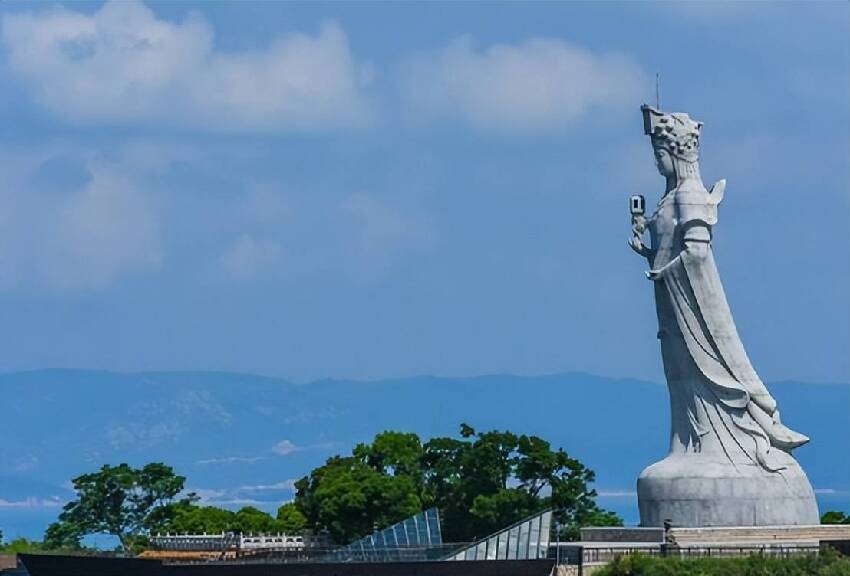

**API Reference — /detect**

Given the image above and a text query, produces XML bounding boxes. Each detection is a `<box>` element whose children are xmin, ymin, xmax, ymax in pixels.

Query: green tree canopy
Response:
<box><xmin>276</xmin><ymin>503</ymin><xmax>307</xmax><ymax>533</ymax></box>
<box><xmin>45</xmin><ymin>462</ymin><xmax>196</xmax><ymax>551</ymax></box>
<box><xmin>162</xmin><ymin>502</ymin><xmax>307</xmax><ymax>535</ymax></box>
<box><xmin>822</xmin><ymin>511</ymin><xmax>850</xmax><ymax>525</ymax></box>
<box><xmin>232</xmin><ymin>506</ymin><xmax>281</xmax><ymax>534</ymax></box>
<box><xmin>165</xmin><ymin>503</ymin><xmax>237</xmax><ymax>534</ymax></box>
<box><xmin>0</xmin><ymin>538</ymin><xmax>46</xmax><ymax>554</ymax></box>
<box><xmin>294</xmin><ymin>425</ymin><xmax>621</xmax><ymax>543</ymax></box>
<box><xmin>42</xmin><ymin>427</ymin><xmax>620</xmax><ymax>550</ymax></box>
<box><xmin>43</xmin><ymin>521</ymin><xmax>85</xmax><ymax>551</ymax></box>
<box><xmin>294</xmin><ymin>454</ymin><xmax>422</xmax><ymax>544</ymax></box>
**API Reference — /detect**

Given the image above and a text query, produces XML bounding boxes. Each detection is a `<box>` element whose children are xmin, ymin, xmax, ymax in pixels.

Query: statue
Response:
<box><xmin>630</xmin><ymin>105</ymin><xmax>820</xmax><ymax>527</ymax></box>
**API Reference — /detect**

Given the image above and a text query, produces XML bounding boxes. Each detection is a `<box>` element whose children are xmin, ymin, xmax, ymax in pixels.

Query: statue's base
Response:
<box><xmin>580</xmin><ymin>525</ymin><xmax>850</xmax><ymax>546</ymax></box>
<box><xmin>637</xmin><ymin>453</ymin><xmax>819</xmax><ymax>527</ymax></box>
<box><xmin>563</xmin><ymin>525</ymin><xmax>850</xmax><ymax>572</ymax></box>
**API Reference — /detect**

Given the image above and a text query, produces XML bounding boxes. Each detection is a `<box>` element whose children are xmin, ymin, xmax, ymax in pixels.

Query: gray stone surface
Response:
<box><xmin>629</xmin><ymin>105</ymin><xmax>819</xmax><ymax>527</ymax></box>
<box><xmin>580</xmin><ymin>527</ymin><xmax>664</xmax><ymax>543</ymax></box>
<box><xmin>668</xmin><ymin>524</ymin><xmax>850</xmax><ymax>545</ymax></box>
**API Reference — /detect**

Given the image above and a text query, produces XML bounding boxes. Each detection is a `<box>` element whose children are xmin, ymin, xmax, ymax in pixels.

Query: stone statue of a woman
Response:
<box><xmin>630</xmin><ymin>105</ymin><xmax>819</xmax><ymax>527</ymax></box>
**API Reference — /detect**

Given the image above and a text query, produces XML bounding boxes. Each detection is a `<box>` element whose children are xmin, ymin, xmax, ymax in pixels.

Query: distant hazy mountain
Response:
<box><xmin>1</xmin><ymin>370</ymin><xmax>847</xmax><ymax>539</ymax></box>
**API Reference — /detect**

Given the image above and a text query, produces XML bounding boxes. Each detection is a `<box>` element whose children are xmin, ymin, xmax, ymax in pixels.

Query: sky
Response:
<box><xmin>0</xmin><ymin>0</ymin><xmax>847</xmax><ymax>384</ymax></box>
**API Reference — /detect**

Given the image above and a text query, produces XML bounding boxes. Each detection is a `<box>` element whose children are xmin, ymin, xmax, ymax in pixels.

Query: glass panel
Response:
<box><xmin>414</xmin><ymin>513</ymin><xmax>425</xmax><ymax>545</ymax></box>
<box><xmin>325</xmin><ymin>508</ymin><xmax>444</xmax><ymax>562</ymax></box>
<box><xmin>441</xmin><ymin>509</ymin><xmax>552</xmax><ymax>562</ymax></box>
<box><xmin>402</xmin><ymin>517</ymin><xmax>410</xmax><ymax>546</ymax></box>
<box><xmin>507</xmin><ymin>525</ymin><xmax>519</xmax><ymax>560</ymax></box>
<box><xmin>486</xmin><ymin>535</ymin><xmax>498</xmax><ymax>560</ymax></box>
<box><xmin>528</xmin><ymin>515</ymin><xmax>541</xmax><ymax>559</ymax></box>
<box><xmin>377</xmin><ymin>529</ymin><xmax>388</xmax><ymax>549</ymax></box>
<box><xmin>539</xmin><ymin>511</ymin><xmax>552</xmax><ymax>557</ymax></box>
<box><xmin>517</xmin><ymin>519</ymin><xmax>530</xmax><ymax>560</ymax></box>
<box><xmin>426</xmin><ymin>508</ymin><xmax>439</xmax><ymax>544</ymax></box>
<box><xmin>497</xmin><ymin>533</ymin><xmax>509</xmax><ymax>559</ymax></box>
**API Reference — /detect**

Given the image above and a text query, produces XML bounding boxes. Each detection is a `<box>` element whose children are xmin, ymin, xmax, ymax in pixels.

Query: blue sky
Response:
<box><xmin>0</xmin><ymin>1</ymin><xmax>847</xmax><ymax>384</ymax></box>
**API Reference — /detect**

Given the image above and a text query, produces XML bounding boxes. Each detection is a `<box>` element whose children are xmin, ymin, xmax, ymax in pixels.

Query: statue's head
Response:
<box><xmin>642</xmin><ymin>105</ymin><xmax>702</xmax><ymax>179</ymax></box>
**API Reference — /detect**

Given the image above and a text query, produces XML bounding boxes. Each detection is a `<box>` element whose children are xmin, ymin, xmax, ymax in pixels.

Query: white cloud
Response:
<box><xmin>219</xmin><ymin>234</ymin><xmax>282</xmax><ymax>281</ymax></box>
<box><xmin>401</xmin><ymin>36</ymin><xmax>646</xmax><ymax>133</ymax></box>
<box><xmin>596</xmin><ymin>490</ymin><xmax>638</xmax><ymax>498</ymax></box>
<box><xmin>195</xmin><ymin>455</ymin><xmax>267</xmax><ymax>466</ymax></box>
<box><xmin>0</xmin><ymin>155</ymin><xmax>161</xmax><ymax>292</ymax></box>
<box><xmin>193</xmin><ymin>488</ymin><xmax>265</xmax><ymax>506</ymax></box>
<box><xmin>238</xmin><ymin>480</ymin><xmax>297</xmax><ymax>493</ymax></box>
<box><xmin>192</xmin><ymin>481</ymin><xmax>297</xmax><ymax>507</ymax></box>
<box><xmin>813</xmin><ymin>488</ymin><xmax>848</xmax><ymax>495</ymax></box>
<box><xmin>195</xmin><ymin>441</ymin><xmax>333</xmax><ymax>467</ymax></box>
<box><xmin>271</xmin><ymin>439</ymin><xmax>302</xmax><ymax>456</ymax></box>
<box><xmin>0</xmin><ymin>497</ymin><xmax>64</xmax><ymax>508</ymax></box>
<box><xmin>270</xmin><ymin>439</ymin><xmax>335</xmax><ymax>456</ymax></box>
<box><xmin>2</xmin><ymin>1</ymin><xmax>373</xmax><ymax>131</ymax></box>
<box><xmin>48</xmin><ymin>165</ymin><xmax>161</xmax><ymax>290</ymax></box>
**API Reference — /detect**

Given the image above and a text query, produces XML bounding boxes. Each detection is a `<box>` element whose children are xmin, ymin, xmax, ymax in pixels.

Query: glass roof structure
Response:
<box><xmin>322</xmin><ymin>507</ymin><xmax>448</xmax><ymax>562</ymax></box>
<box><xmin>444</xmin><ymin>509</ymin><xmax>552</xmax><ymax>561</ymax></box>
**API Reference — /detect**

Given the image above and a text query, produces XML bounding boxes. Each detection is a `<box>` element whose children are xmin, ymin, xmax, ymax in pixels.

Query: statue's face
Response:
<box><xmin>653</xmin><ymin>146</ymin><xmax>675</xmax><ymax>178</ymax></box>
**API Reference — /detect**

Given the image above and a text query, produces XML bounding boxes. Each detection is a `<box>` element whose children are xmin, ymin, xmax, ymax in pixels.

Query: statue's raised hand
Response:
<box><xmin>629</xmin><ymin>214</ymin><xmax>652</xmax><ymax>258</ymax></box>
<box><xmin>629</xmin><ymin>235</ymin><xmax>652</xmax><ymax>257</ymax></box>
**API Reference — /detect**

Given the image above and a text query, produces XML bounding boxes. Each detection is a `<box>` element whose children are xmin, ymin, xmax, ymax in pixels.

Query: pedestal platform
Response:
<box><xmin>578</xmin><ymin>524</ymin><xmax>850</xmax><ymax>557</ymax></box>
<box><xmin>667</xmin><ymin>524</ymin><xmax>850</xmax><ymax>547</ymax></box>
<box><xmin>637</xmin><ymin>453</ymin><xmax>820</xmax><ymax>527</ymax></box>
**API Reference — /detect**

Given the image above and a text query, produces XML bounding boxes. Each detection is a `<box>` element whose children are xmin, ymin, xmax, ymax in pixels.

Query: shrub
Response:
<box><xmin>594</xmin><ymin>549</ymin><xmax>850</xmax><ymax>576</ymax></box>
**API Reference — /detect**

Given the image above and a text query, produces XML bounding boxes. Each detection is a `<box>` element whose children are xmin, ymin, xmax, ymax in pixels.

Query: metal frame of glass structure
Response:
<box><xmin>323</xmin><ymin>508</ymin><xmax>445</xmax><ymax>562</ymax></box>
<box><xmin>444</xmin><ymin>509</ymin><xmax>552</xmax><ymax>561</ymax></box>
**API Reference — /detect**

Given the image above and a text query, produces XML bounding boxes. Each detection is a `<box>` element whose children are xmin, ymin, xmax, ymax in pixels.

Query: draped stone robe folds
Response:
<box><xmin>637</xmin><ymin>176</ymin><xmax>820</xmax><ymax>527</ymax></box>
<box><xmin>647</xmin><ymin>179</ymin><xmax>808</xmax><ymax>473</ymax></box>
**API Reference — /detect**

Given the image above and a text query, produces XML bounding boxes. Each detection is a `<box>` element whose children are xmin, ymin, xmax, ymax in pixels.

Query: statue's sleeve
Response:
<box><xmin>675</xmin><ymin>188</ymin><xmax>717</xmax><ymax>242</ymax></box>
<box><xmin>676</xmin><ymin>181</ymin><xmax>725</xmax><ymax>242</ymax></box>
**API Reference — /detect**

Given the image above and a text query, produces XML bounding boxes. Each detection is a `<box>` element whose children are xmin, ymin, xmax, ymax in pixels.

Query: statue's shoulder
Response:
<box><xmin>675</xmin><ymin>180</ymin><xmax>725</xmax><ymax>226</ymax></box>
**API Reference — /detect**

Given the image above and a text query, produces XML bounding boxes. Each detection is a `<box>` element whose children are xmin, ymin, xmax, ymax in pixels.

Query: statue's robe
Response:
<box><xmin>649</xmin><ymin>180</ymin><xmax>807</xmax><ymax>472</ymax></box>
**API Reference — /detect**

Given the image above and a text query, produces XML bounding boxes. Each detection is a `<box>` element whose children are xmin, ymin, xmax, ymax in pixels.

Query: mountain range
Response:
<box><xmin>1</xmin><ymin>370</ymin><xmax>848</xmax><ymax>540</ymax></box>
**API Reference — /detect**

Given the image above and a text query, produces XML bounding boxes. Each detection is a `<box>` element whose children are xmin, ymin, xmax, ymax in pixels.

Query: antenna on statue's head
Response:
<box><xmin>655</xmin><ymin>73</ymin><xmax>662</xmax><ymax>110</ymax></box>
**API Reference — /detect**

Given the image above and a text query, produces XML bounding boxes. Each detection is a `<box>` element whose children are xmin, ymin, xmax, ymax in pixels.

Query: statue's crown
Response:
<box><xmin>642</xmin><ymin>104</ymin><xmax>702</xmax><ymax>161</ymax></box>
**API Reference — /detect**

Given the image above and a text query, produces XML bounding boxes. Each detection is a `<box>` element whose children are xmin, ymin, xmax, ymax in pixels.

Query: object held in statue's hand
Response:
<box><xmin>630</xmin><ymin>194</ymin><xmax>646</xmax><ymax>216</ymax></box>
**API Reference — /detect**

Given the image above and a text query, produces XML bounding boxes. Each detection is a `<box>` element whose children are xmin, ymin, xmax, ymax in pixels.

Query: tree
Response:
<box><xmin>159</xmin><ymin>502</ymin><xmax>308</xmax><ymax>535</ymax></box>
<box><xmin>232</xmin><ymin>507</ymin><xmax>281</xmax><ymax>534</ymax></box>
<box><xmin>165</xmin><ymin>503</ymin><xmax>237</xmax><ymax>534</ymax></box>
<box><xmin>46</xmin><ymin>463</ymin><xmax>196</xmax><ymax>552</ymax></box>
<box><xmin>294</xmin><ymin>454</ymin><xmax>421</xmax><ymax>543</ymax></box>
<box><xmin>0</xmin><ymin>538</ymin><xmax>47</xmax><ymax>553</ymax></box>
<box><xmin>293</xmin><ymin>425</ymin><xmax>620</xmax><ymax>544</ymax></box>
<box><xmin>423</xmin><ymin>425</ymin><xmax>621</xmax><ymax>541</ymax></box>
<box><xmin>276</xmin><ymin>503</ymin><xmax>307</xmax><ymax>533</ymax></box>
<box><xmin>822</xmin><ymin>511</ymin><xmax>850</xmax><ymax>525</ymax></box>
<box><xmin>43</xmin><ymin>521</ymin><xmax>84</xmax><ymax>550</ymax></box>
